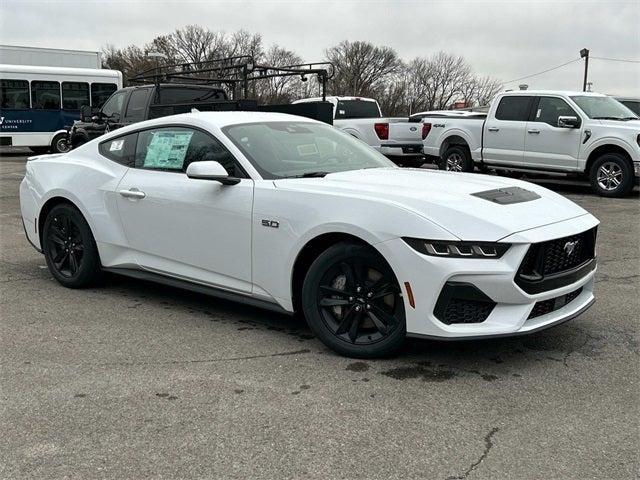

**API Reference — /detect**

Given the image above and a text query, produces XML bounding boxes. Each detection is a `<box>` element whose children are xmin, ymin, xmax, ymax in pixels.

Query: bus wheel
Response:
<box><xmin>51</xmin><ymin>134</ymin><xmax>71</xmax><ymax>153</ymax></box>
<box><xmin>29</xmin><ymin>147</ymin><xmax>50</xmax><ymax>155</ymax></box>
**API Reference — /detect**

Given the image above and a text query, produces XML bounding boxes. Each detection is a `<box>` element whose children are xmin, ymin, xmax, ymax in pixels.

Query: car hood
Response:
<box><xmin>273</xmin><ymin>168</ymin><xmax>590</xmax><ymax>241</ymax></box>
<box><xmin>595</xmin><ymin>118</ymin><xmax>640</xmax><ymax>130</ymax></box>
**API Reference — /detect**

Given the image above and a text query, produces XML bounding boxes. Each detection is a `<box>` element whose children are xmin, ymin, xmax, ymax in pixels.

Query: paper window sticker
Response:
<box><xmin>536</xmin><ymin>108</ymin><xmax>541</xmax><ymax>119</ymax></box>
<box><xmin>109</xmin><ymin>139</ymin><xmax>124</xmax><ymax>151</ymax></box>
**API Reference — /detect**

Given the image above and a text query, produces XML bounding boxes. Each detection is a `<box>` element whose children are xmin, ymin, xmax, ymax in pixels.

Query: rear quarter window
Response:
<box><xmin>98</xmin><ymin>132</ymin><xmax>137</xmax><ymax>166</ymax></box>
<box><xmin>495</xmin><ymin>96</ymin><xmax>533</xmax><ymax>121</ymax></box>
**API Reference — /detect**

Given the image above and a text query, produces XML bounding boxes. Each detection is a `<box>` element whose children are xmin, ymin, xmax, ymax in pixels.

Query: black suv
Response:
<box><xmin>69</xmin><ymin>84</ymin><xmax>230</xmax><ymax>148</ymax></box>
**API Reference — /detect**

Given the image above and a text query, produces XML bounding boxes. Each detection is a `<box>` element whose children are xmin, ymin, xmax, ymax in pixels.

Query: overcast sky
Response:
<box><xmin>1</xmin><ymin>0</ymin><xmax>639</xmax><ymax>95</ymax></box>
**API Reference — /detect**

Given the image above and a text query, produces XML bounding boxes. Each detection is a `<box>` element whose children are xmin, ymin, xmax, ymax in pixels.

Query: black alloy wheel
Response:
<box><xmin>302</xmin><ymin>242</ymin><xmax>406</xmax><ymax>358</ymax></box>
<box><xmin>43</xmin><ymin>204</ymin><xmax>101</xmax><ymax>287</ymax></box>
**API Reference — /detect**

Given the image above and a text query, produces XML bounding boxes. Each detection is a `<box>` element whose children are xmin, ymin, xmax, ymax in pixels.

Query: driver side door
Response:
<box><xmin>113</xmin><ymin>125</ymin><xmax>254</xmax><ymax>292</ymax></box>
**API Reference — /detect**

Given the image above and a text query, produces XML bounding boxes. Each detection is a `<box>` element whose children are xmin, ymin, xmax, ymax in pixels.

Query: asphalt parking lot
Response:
<box><xmin>1</xmin><ymin>149</ymin><xmax>638</xmax><ymax>480</ymax></box>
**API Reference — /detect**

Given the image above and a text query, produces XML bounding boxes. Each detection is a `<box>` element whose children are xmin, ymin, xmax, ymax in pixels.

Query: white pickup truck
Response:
<box><xmin>411</xmin><ymin>90</ymin><xmax>640</xmax><ymax>197</ymax></box>
<box><xmin>294</xmin><ymin>96</ymin><xmax>426</xmax><ymax>167</ymax></box>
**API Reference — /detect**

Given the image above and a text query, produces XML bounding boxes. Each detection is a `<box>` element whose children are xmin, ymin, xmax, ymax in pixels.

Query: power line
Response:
<box><xmin>591</xmin><ymin>56</ymin><xmax>640</xmax><ymax>64</ymax></box>
<box><xmin>502</xmin><ymin>58</ymin><xmax>581</xmax><ymax>84</ymax></box>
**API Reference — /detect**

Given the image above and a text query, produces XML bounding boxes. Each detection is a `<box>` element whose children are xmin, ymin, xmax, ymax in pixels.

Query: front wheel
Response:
<box><xmin>589</xmin><ymin>153</ymin><xmax>634</xmax><ymax>197</ymax></box>
<box><xmin>301</xmin><ymin>242</ymin><xmax>406</xmax><ymax>358</ymax></box>
<box><xmin>43</xmin><ymin>204</ymin><xmax>102</xmax><ymax>288</ymax></box>
<box><xmin>439</xmin><ymin>146</ymin><xmax>474</xmax><ymax>172</ymax></box>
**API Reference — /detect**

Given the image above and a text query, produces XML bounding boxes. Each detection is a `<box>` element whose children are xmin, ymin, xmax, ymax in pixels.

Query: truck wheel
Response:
<box><xmin>589</xmin><ymin>153</ymin><xmax>634</xmax><ymax>197</ymax></box>
<box><xmin>440</xmin><ymin>146</ymin><xmax>474</xmax><ymax>172</ymax></box>
<box><xmin>51</xmin><ymin>133</ymin><xmax>71</xmax><ymax>154</ymax></box>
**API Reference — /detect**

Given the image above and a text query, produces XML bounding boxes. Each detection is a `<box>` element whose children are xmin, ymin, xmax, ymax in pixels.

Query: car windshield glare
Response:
<box><xmin>570</xmin><ymin>95</ymin><xmax>639</xmax><ymax>120</ymax></box>
<box><xmin>222</xmin><ymin>121</ymin><xmax>395</xmax><ymax>179</ymax></box>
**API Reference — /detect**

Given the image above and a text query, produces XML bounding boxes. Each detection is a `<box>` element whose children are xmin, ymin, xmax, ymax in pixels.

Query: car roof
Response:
<box><xmin>98</xmin><ymin>111</ymin><xmax>320</xmax><ymax>141</ymax></box>
<box><xmin>499</xmin><ymin>90</ymin><xmax>607</xmax><ymax>97</ymax></box>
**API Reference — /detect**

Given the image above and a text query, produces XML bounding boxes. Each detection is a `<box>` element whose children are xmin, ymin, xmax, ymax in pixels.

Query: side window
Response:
<box><xmin>62</xmin><ymin>82</ymin><xmax>90</xmax><ymax>110</ymax></box>
<box><xmin>134</xmin><ymin>127</ymin><xmax>244</xmax><ymax>176</ymax></box>
<box><xmin>98</xmin><ymin>132</ymin><xmax>137</xmax><ymax>166</ymax></box>
<box><xmin>91</xmin><ymin>83</ymin><xmax>118</xmax><ymax>108</ymax></box>
<box><xmin>535</xmin><ymin>97</ymin><xmax>579</xmax><ymax>126</ymax></box>
<box><xmin>495</xmin><ymin>96</ymin><xmax>533</xmax><ymax>121</ymax></box>
<box><xmin>124</xmin><ymin>89</ymin><xmax>150</xmax><ymax>121</ymax></box>
<box><xmin>31</xmin><ymin>81</ymin><xmax>60</xmax><ymax>109</ymax></box>
<box><xmin>0</xmin><ymin>79</ymin><xmax>30</xmax><ymax>109</ymax></box>
<box><xmin>101</xmin><ymin>91</ymin><xmax>126</xmax><ymax>119</ymax></box>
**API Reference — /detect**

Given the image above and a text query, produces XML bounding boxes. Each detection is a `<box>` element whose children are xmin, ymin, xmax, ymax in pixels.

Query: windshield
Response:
<box><xmin>570</xmin><ymin>95</ymin><xmax>639</xmax><ymax>120</ymax></box>
<box><xmin>222</xmin><ymin>121</ymin><xmax>395</xmax><ymax>179</ymax></box>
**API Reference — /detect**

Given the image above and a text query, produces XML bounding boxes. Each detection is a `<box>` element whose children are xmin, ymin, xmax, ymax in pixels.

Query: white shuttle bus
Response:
<box><xmin>0</xmin><ymin>64</ymin><xmax>122</xmax><ymax>153</ymax></box>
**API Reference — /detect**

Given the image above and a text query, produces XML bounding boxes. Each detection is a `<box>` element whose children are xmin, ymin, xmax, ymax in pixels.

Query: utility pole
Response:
<box><xmin>580</xmin><ymin>48</ymin><xmax>589</xmax><ymax>92</ymax></box>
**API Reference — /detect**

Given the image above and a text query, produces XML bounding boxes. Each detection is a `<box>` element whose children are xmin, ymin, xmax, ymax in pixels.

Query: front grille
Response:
<box><xmin>528</xmin><ymin>287</ymin><xmax>583</xmax><ymax>319</ymax></box>
<box><xmin>442</xmin><ymin>298</ymin><xmax>495</xmax><ymax>324</ymax></box>
<box><xmin>516</xmin><ymin>227</ymin><xmax>597</xmax><ymax>294</ymax></box>
<box><xmin>434</xmin><ymin>282</ymin><xmax>496</xmax><ymax>325</ymax></box>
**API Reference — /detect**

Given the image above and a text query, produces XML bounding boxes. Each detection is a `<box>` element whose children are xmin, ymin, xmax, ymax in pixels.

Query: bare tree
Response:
<box><xmin>407</xmin><ymin>51</ymin><xmax>473</xmax><ymax>111</ymax></box>
<box><xmin>325</xmin><ymin>40</ymin><xmax>402</xmax><ymax>97</ymax></box>
<box><xmin>253</xmin><ymin>45</ymin><xmax>303</xmax><ymax>104</ymax></box>
<box><xmin>102</xmin><ymin>44</ymin><xmax>155</xmax><ymax>85</ymax></box>
<box><xmin>102</xmin><ymin>27</ymin><xmax>502</xmax><ymax>112</ymax></box>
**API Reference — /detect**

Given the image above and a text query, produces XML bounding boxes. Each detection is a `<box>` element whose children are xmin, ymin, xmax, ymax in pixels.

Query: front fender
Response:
<box><xmin>582</xmin><ymin>136</ymin><xmax>639</xmax><ymax>162</ymax></box>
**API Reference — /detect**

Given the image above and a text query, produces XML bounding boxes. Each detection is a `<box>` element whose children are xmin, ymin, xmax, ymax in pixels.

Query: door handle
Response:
<box><xmin>527</xmin><ymin>129</ymin><xmax>541</xmax><ymax>134</ymax></box>
<box><xmin>119</xmin><ymin>188</ymin><xmax>146</xmax><ymax>199</ymax></box>
<box><xmin>487</xmin><ymin>127</ymin><xmax>499</xmax><ymax>132</ymax></box>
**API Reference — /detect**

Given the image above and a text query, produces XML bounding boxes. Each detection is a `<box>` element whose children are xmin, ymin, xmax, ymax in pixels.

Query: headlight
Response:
<box><xmin>402</xmin><ymin>237</ymin><xmax>510</xmax><ymax>258</ymax></box>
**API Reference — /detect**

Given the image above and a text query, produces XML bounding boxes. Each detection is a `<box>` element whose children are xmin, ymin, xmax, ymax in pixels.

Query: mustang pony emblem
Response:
<box><xmin>564</xmin><ymin>240</ymin><xmax>579</xmax><ymax>256</ymax></box>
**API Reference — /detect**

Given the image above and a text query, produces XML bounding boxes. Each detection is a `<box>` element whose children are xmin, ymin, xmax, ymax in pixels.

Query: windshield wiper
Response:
<box><xmin>592</xmin><ymin>116</ymin><xmax>625</xmax><ymax>120</ymax></box>
<box><xmin>283</xmin><ymin>171</ymin><xmax>329</xmax><ymax>178</ymax></box>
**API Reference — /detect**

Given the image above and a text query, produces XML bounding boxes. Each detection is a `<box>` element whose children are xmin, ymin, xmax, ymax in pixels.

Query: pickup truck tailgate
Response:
<box><xmin>387</xmin><ymin>118</ymin><xmax>422</xmax><ymax>143</ymax></box>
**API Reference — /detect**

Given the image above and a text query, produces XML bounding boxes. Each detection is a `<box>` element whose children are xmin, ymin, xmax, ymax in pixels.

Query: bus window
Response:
<box><xmin>62</xmin><ymin>82</ymin><xmax>90</xmax><ymax>110</ymax></box>
<box><xmin>91</xmin><ymin>83</ymin><xmax>118</xmax><ymax>108</ymax></box>
<box><xmin>1</xmin><ymin>79</ymin><xmax>30</xmax><ymax>109</ymax></box>
<box><xmin>32</xmin><ymin>81</ymin><xmax>61</xmax><ymax>109</ymax></box>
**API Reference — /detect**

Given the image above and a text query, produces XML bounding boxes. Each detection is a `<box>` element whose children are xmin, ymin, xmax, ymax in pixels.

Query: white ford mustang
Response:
<box><xmin>20</xmin><ymin>112</ymin><xmax>599</xmax><ymax>358</ymax></box>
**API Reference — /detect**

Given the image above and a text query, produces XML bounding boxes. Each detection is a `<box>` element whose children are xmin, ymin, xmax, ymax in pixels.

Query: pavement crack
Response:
<box><xmin>446</xmin><ymin>427</ymin><xmax>499</xmax><ymax>480</ymax></box>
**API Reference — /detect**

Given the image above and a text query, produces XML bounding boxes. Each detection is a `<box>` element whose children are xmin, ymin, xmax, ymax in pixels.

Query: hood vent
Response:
<box><xmin>471</xmin><ymin>186</ymin><xmax>540</xmax><ymax>205</ymax></box>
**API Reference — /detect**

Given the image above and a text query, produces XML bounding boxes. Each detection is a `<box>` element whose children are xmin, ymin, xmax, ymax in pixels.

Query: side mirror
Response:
<box><xmin>186</xmin><ymin>161</ymin><xmax>240</xmax><ymax>185</ymax></box>
<box><xmin>558</xmin><ymin>116</ymin><xmax>580</xmax><ymax>128</ymax></box>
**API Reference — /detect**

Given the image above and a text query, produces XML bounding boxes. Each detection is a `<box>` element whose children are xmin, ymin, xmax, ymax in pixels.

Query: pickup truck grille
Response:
<box><xmin>516</xmin><ymin>228</ymin><xmax>597</xmax><ymax>294</ymax></box>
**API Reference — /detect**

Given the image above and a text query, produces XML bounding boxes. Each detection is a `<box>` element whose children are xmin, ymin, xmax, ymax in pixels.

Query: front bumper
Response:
<box><xmin>377</xmin><ymin>215</ymin><xmax>599</xmax><ymax>339</ymax></box>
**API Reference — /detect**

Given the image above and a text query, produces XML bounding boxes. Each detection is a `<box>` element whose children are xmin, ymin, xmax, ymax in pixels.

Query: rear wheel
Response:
<box><xmin>439</xmin><ymin>146</ymin><xmax>474</xmax><ymax>172</ymax></box>
<box><xmin>589</xmin><ymin>153</ymin><xmax>634</xmax><ymax>197</ymax></box>
<box><xmin>302</xmin><ymin>242</ymin><xmax>406</xmax><ymax>358</ymax></box>
<box><xmin>43</xmin><ymin>204</ymin><xmax>102</xmax><ymax>288</ymax></box>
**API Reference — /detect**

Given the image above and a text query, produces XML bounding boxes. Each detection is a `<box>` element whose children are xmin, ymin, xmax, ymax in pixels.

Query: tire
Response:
<box><xmin>301</xmin><ymin>242</ymin><xmax>406</xmax><ymax>358</ymax></box>
<box><xmin>51</xmin><ymin>133</ymin><xmax>71</xmax><ymax>154</ymax></box>
<box><xmin>439</xmin><ymin>146</ymin><xmax>474</xmax><ymax>172</ymax></box>
<box><xmin>29</xmin><ymin>146</ymin><xmax>50</xmax><ymax>155</ymax></box>
<box><xmin>589</xmin><ymin>153</ymin><xmax>634</xmax><ymax>197</ymax></box>
<box><xmin>42</xmin><ymin>203</ymin><xmax>102</xmax><ymax>288</ymax></box>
